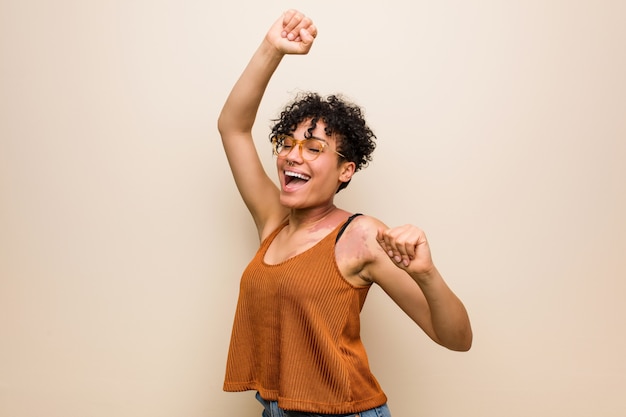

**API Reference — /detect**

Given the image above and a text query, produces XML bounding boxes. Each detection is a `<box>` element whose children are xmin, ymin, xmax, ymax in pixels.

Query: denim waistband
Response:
<box><xmin>255</xmin><ymin>392</ymin><xmax>392</xmax><ymax>417</ymax></box>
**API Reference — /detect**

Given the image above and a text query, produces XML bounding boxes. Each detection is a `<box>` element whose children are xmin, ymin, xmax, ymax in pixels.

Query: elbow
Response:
<box><xmin>448</xmin><ymin>329</ymin><xmax>473</xmax><ymax>352</ymax></box>
<box><xmin>217</xmin><ymin>112</ymin><xmax>247</xmax><ymax>141</ymax></box>
<box><xmin>217</xmin><ymin>113</ymin><xmax>227</xmax><ymax>136</ymax></box>
<box><xmin>217</xmin><ymin>106</ymin><xmax>234</xmax><ymax>137</ymax></box>
<box><xmin>436</xmin><ymin>327</ymin><xmax>473</xmax><ymax>352</ymax></box>
<box><xmin>451</xmin><ymin>339</ymin><xmax>472</xmax><ymax>352</ymax></box>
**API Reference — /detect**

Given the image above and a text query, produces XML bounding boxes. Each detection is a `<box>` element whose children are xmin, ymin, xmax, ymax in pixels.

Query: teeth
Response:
<box><xmin>285</xmin><ymin>170</ymin><xmax>310</xmax><ymax>181</ymax></box>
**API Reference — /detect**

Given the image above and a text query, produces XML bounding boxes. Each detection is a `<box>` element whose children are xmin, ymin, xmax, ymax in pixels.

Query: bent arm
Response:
<box><xmin>364</xmin><ymin>219</ymin><xmax>473</xmax><ymax>351</ymax></box>
<box><xmin>217</xmin><ymin>40</ymin><xmax>285</xmax><ymax>235</ymax></box>
<box><xmin>217</xmin><ymin>10</ymin><xmax>317</xmax><ymax>237</ymax></box>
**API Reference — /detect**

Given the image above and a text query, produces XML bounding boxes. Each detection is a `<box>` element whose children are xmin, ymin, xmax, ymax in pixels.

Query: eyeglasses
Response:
<box><xmin>271</xmin><ymin>135</ymin><xmax>345</xmax><ymax>161</ymax></box>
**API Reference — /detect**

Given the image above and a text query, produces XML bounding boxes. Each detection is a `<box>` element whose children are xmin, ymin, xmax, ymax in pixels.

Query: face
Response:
<box><xmin>276</xmin><ymin>120</ymin><xmax>355</xmax><ymax>210</ymax></box>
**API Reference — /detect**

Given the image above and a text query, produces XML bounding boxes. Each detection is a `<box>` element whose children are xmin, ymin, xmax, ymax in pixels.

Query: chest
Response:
<box><xmin>263</xmin><ymin>229</ymin><xmax>326</xmax><ymax>265</ymax></box>
<box><xmin>262</xmin><ymin>226</ymin><xmax>371</xmax><ymax>287</ymax></box>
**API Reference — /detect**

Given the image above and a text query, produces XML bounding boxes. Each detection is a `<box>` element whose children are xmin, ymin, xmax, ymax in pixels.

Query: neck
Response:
<box><xmin>286</xmin><ymin>205</ymin><xmax>340</xmax><ymax>230</ymax></box>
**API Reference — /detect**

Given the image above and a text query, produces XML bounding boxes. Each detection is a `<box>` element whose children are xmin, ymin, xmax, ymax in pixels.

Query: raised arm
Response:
<box><xmin>217</xmin><ymin>10</ymin><xmax>318</xmax><ymax>238</ymax></box>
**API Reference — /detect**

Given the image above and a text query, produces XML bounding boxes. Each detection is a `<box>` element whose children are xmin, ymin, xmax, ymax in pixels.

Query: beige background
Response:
<box><xmin>1</xmin><ymin>0</ymin><xmax>625</xmax><ymax>416</ymax></box>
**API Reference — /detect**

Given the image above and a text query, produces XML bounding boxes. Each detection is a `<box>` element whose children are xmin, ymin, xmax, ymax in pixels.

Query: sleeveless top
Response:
<box><xmin>223</xmin><ymin>214</ymin><xmax>387</xmax><ymax>413</ymax></box>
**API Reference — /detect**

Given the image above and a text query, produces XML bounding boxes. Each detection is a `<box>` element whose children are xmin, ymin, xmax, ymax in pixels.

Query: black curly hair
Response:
<box><xmin>269</xmin><ymin>92</ymin><xmax>376</xmax><ymax>192</ymax></box>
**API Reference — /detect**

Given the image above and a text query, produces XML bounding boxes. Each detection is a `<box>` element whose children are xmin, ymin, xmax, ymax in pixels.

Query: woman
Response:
<box><xmin>218</xmin><ymin>9</ymin><xmax>472</xmax><ymax>417</ymax></box>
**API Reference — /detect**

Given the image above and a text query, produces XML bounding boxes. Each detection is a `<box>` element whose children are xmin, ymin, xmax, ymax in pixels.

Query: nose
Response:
<box><xmin>285</xmin><ymin>142</ymin><xmax>304</xmax><ymax>163</ymax></box>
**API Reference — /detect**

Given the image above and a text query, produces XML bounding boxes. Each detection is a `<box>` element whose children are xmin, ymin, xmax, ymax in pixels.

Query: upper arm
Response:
<box><xmin>220</xmin><ymin>130</ymin><xmax>288</xmax><ymax>235</ymax></box>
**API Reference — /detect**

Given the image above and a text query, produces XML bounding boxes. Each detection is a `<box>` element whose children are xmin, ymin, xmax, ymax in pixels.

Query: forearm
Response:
<box><xmin>217</xmin><ymin>40</ymin><xmax>284</xmax><ymax>136</ymax></box>
<box><xmin>218</xmin><ymin>10</ymin><xmax>316</xmax><ymax>138</ymax></box>
<box><xmin>413</xmin><ymin>267</ymin><xmax>473</xmax><ymax>351</ymax></box>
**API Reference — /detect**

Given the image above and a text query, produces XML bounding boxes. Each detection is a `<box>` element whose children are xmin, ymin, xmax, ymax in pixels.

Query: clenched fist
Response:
<box><xmin>376</xmin><ymin>224</ymin><xmax>436</xmax><ymax>278</ymax></box>
<box><xmin>265</xmin><ymin>9</ymin><xmax>317</xmax><ymax>55</ymax></box>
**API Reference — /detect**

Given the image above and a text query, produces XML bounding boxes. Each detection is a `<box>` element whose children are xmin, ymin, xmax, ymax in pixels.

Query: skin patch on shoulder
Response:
<box><xmin>334</xmin><ymin>217</ymin><xmax>378</xmax><ymax>285</ymax></box>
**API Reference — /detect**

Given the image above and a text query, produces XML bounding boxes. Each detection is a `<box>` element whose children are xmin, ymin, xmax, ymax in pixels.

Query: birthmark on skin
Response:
<box><xmin>335</xmin><ymin>221</ymin><xmax>373</xmax><ymax>268</ymax></box>
<box><xmin>308</xmin><ymin>221</ymin><xmax>334</xmax><ymax>235</ymax></box>
<box><xmin>334</xmin><ymin>220</ymin><xmax>377</xmax><ymax>287</ymax></box>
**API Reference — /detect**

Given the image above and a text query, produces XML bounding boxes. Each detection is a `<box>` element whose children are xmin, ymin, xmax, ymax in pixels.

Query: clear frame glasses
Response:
<box><xmin>271</xmin><ymin>135</ymin><xmax>345</xmax><ymax>161</ymax></box>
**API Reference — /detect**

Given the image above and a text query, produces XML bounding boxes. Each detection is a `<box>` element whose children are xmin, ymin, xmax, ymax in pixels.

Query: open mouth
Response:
<box><xmin>284</xmin><ymin>170</ymin><xmax>311</xmax><ymax>189</ymax></box>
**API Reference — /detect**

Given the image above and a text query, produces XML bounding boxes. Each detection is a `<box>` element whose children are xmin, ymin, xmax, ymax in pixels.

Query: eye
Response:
<box><xmin>305</xmin><ymin>140</ymin><xmax>323</xmax><ymax>153</ymax></box>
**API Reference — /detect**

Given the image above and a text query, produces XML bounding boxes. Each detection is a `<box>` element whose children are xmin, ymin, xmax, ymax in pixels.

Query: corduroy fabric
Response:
<box><xmin>223</xmin><ymin>219</ymin><xmax>387</xmax><ymax>414</ymax></box>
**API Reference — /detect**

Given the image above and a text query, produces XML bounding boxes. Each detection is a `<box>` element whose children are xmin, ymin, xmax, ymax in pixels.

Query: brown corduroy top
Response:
<box><xmin>223</xmin><ymin>216</ymin><xmax>387</xmax><ymax>413</ymax></box>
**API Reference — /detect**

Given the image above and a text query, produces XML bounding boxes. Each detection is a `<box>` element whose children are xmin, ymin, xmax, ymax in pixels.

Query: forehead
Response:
<box><xmin>292</xmin><ymin>119</ymin><xmax>335</xmax><ymax>142</ymax></box>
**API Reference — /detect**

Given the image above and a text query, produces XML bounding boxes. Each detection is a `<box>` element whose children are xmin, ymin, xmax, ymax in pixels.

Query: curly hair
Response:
<box><xmin>269</xmin><ymin>92</ymin><xmax>376</xmax><ymax>192</ymax></box>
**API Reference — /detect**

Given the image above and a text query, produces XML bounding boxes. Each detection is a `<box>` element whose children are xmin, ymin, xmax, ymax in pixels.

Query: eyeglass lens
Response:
<box><xmin>275</xmin><ymin>137</ymin><xmax>324</xmax><ymax>161</ymax></box>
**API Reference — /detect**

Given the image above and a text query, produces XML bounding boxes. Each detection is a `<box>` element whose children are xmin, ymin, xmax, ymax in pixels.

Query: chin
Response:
<box><xmin>281</xmin><ymin>193</ymin><xmax>318</xmax><ymax>211</ymax></box>
<box><xmin>279</xmin><ymin>193</ymin><xmax>302</xmax><ymax>209</ymax></box>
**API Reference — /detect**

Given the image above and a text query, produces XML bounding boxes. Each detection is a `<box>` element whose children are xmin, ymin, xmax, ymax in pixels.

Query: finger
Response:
<box><xmin>282</xmin><ymin>10</ymin><xmax>305</xmax><ymax>40</ymax></box>
<box><xmin>389</xmin><ymin>226</ymin><xmax>420</xmax><ymax>266</ymax></box>
<box><xmin>288</xmin><ymin>17</ymin><xmax>314</xmax><ymax>42</ymax></box>
<box><xmin>299</xmin><ymin>25</ymin><xmax>317</xmax><ymax>45</ymax></box>
<box><xmin>376</xmin><ymin>228</ymin><xmax>385</xmax><ymax>244</ymax></box>
<box><xmin>280</xmin><ymin>10</ymin><xmax>297</xmax><ymax>38</ymax></box>
<box><xmin>281</xmin><ymin>9</ymin><xmax>298</xmax><ymax>27</ymax></box>
<box><xmin>400</xmin><ymin>230</ymin><xmax>418</xmax><ymax>260</ymax></box>
<box><xmin>307</xmin><ymin>23</ymin><xmax>318</xmax><ymax>39</ymax></box>
<box><xmin>402</xmin><ymin>228</ymin><xmax>425</xmax><ymax>264</ymax></box>
<box><xmin>401</xmin><ymin>240</ymin><xmax>417</xmax><ymax>267</ymax></box>
<box><xmin>380</xmin><ymin>229</ymin><xmax>404</xmax><ymax>264</ymax></box>
<box><xmin>376</xmin><ymin>228</ymin><xmax>389</xmax><ymax>251</ymax></box>
<box><xmin>376</xmin><ymin>228</ymin><xmax>394</xmax><ymax>257</ymax></box>
<box><xmin>394</xmin><ymin>232</ymin><xmax>414</xmax><ymax>266</ymax></box>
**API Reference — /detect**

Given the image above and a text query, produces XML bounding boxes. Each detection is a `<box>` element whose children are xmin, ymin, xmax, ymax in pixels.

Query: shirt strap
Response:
<box><xmin>335</xmin><ymin>213</ymin><xmax>363</xmax><ymax>243</ymax></box>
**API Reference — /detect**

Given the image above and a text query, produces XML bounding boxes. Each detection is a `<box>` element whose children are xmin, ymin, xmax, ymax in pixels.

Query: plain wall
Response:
<box><xmin>1</xmin><ymin>1</ymin><xmax>625</xmax><ymax>416</ymax></box>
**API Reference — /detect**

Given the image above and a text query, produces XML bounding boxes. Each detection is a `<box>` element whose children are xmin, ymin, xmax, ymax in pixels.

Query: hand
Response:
<box><xmin>265</xmin><ymin>9</ymin><xmax>317</xmax><ymax>55</ymax></box>
<box><xmin>376</xmin><ymin>224</ymin><xmax>436</xmax><ymax>277</ymax></box>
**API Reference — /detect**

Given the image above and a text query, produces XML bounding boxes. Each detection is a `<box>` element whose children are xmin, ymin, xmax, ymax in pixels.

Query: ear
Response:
<box><xmin>338</xmin><ymin>161</ymin><xmax>356</xmax><ymax>183</ymax></box>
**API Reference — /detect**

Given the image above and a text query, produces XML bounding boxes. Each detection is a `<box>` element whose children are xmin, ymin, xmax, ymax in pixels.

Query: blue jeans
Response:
<box><xmin>255</xmin><ymin>392</ymin><xmax>392</xmax><ymax>417</ymax></box>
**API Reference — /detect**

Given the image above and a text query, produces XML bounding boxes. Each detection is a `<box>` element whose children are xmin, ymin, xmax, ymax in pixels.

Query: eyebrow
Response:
<box><xmin>290</xmin><ymin>135</ymin><xmax>328</xmax><ymax>143</ymax></box>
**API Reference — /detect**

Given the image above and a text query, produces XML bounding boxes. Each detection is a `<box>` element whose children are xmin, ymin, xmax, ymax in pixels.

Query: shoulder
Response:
<box><xmin>335</xmin><ymin>214</ymin><xmax>390</xmax><ymax>282</ymax></box>
<box><xmin>343</xmin><ymin>214</ymin><xmax>388</xmax><ymax>239</ymax></box>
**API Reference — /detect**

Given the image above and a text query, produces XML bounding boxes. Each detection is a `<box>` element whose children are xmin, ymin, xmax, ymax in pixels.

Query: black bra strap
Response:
<box><xmin>336</xmin><ymin>213</ymin><xmax>363</xmax><ymax>243</ymax></box>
